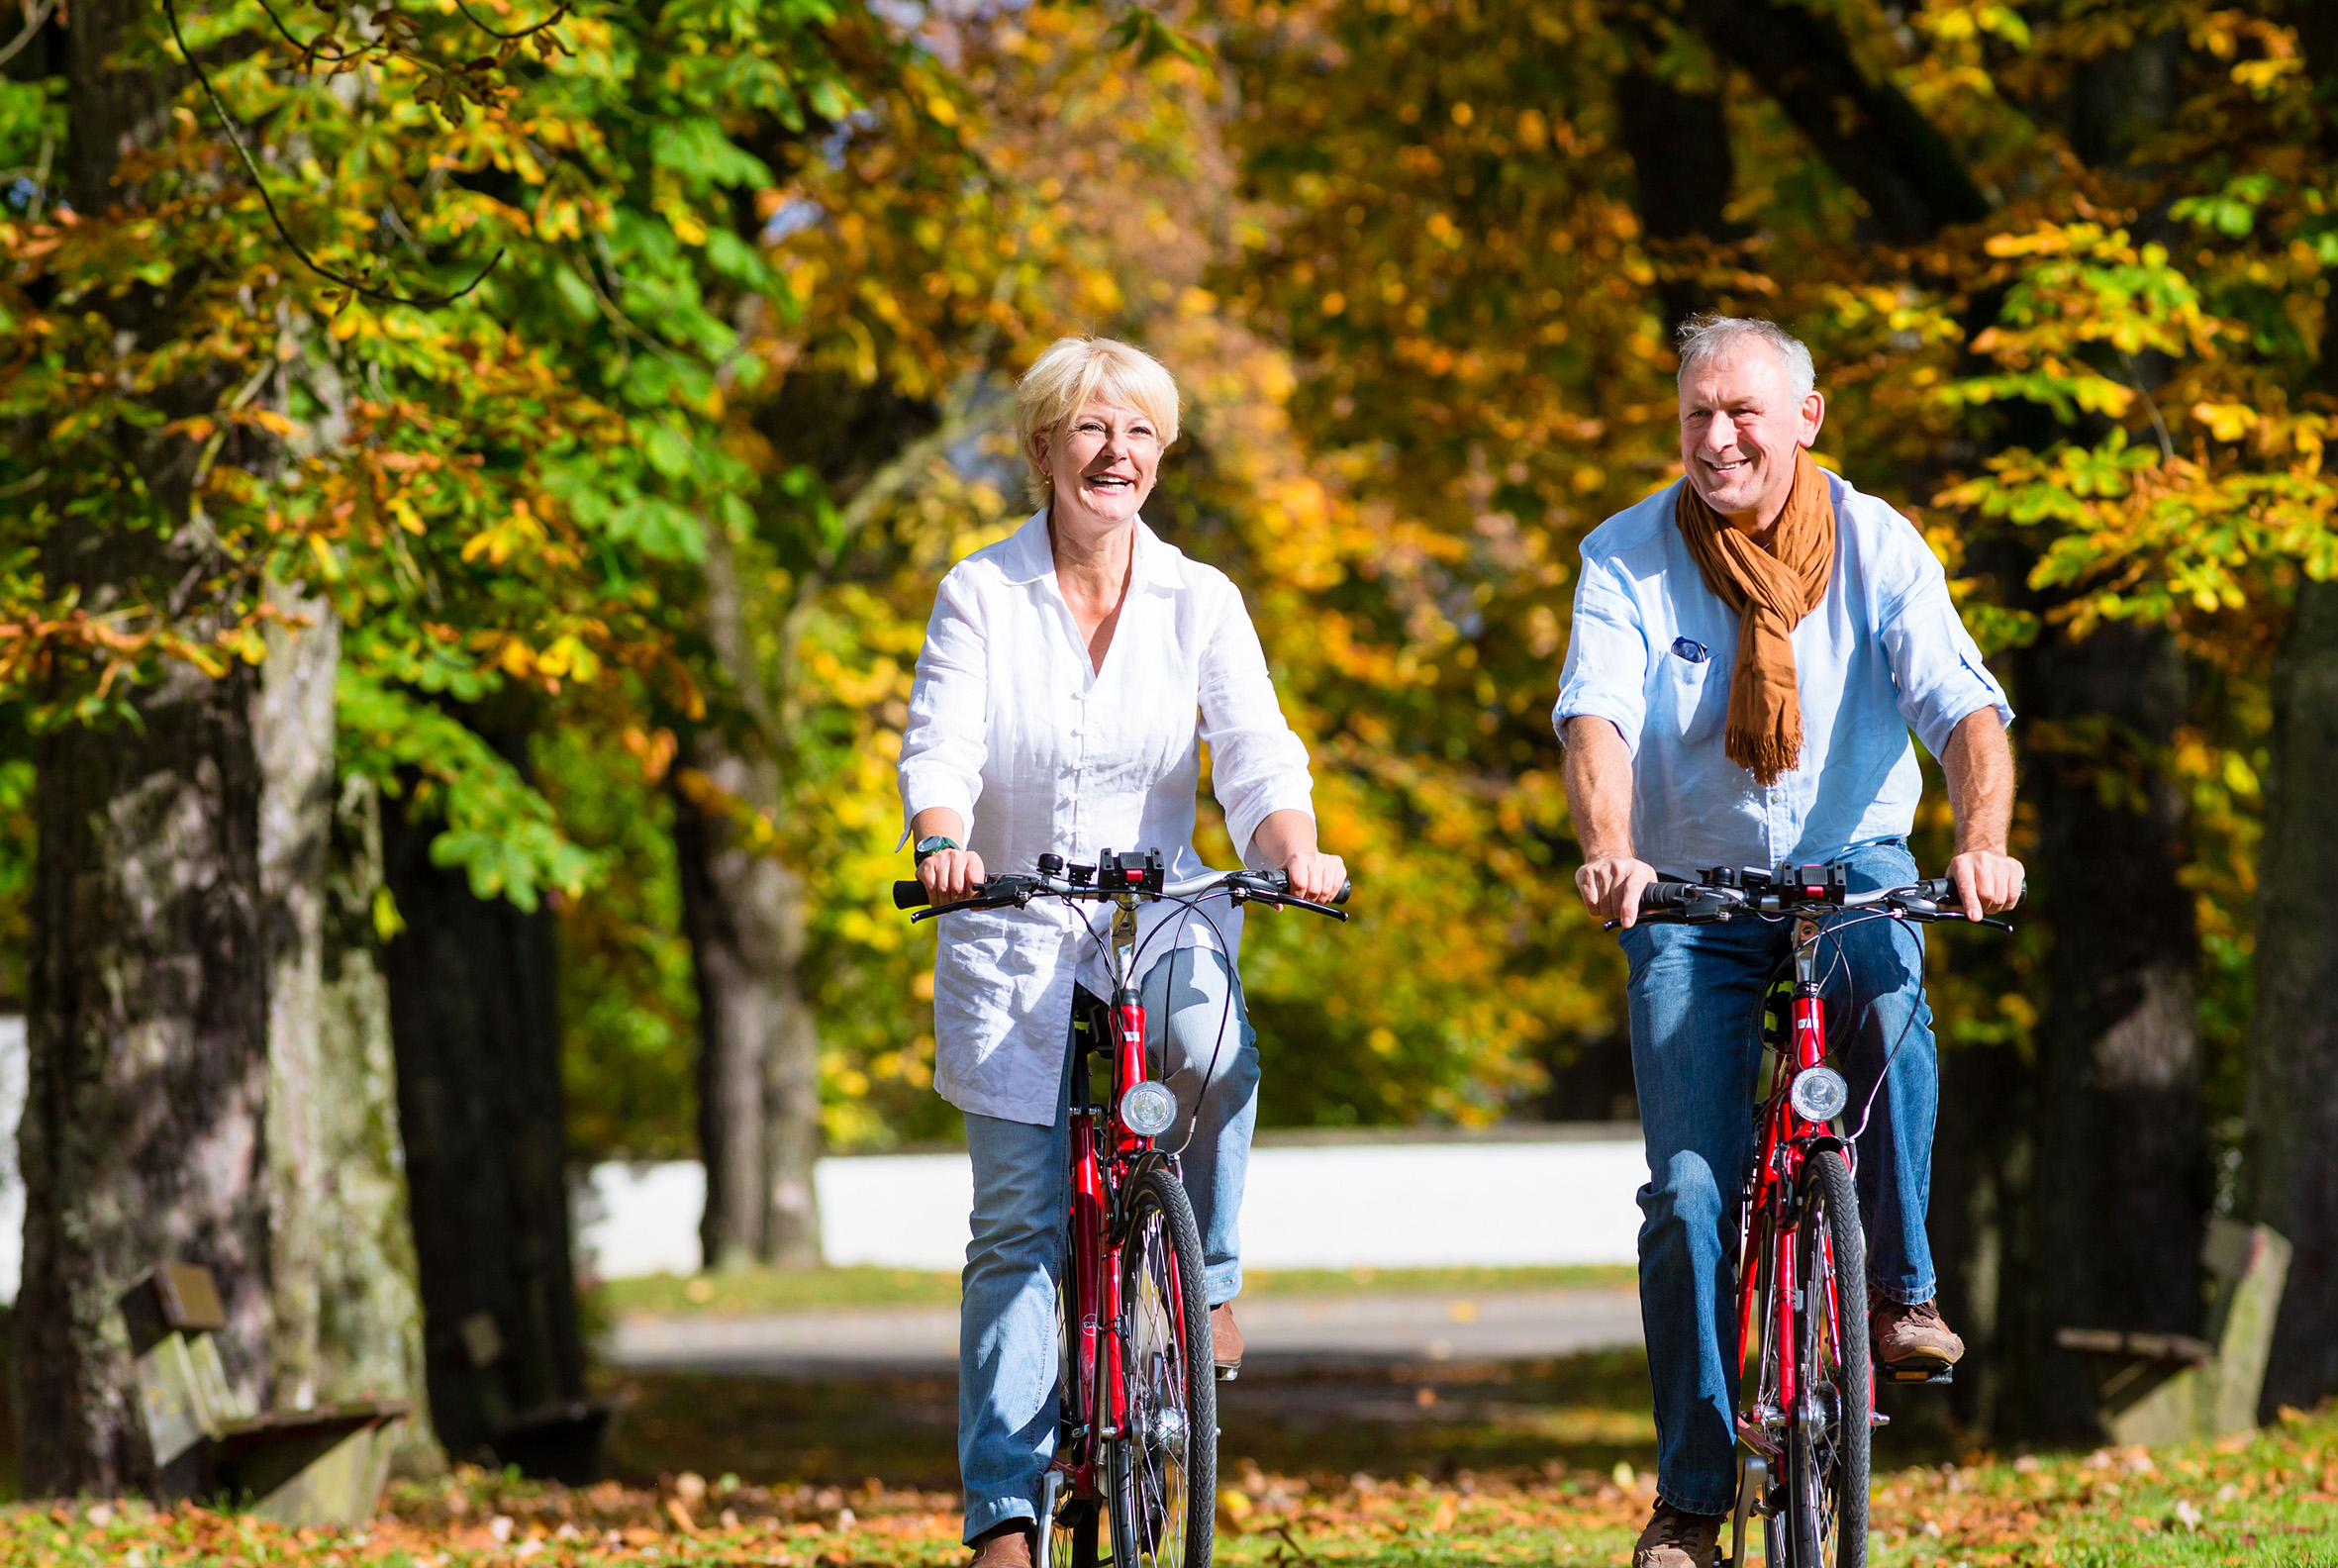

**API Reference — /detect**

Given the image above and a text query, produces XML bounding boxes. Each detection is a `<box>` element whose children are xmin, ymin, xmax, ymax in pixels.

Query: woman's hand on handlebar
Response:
<box><xmin>1577</xmin><ymin>855</ymin><xmax>1659</xmax><ymax>930</ymax></box>
<box><xmin>1278</xmin><ymin>848</ymin><xmax>1347</xmax><ymax>906</ymax></box>
<box><xmin>919</xmin><ymin>846</ymin><xmax>987</xmax><ymax>905</ymax></box>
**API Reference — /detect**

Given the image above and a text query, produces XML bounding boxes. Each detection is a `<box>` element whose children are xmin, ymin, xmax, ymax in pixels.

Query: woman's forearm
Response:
<box><xmin>1249</xmin><ymin>808</ymin><xmax>1318</xmax><ymax>867</ymax></box>
<box><xmin>912</xmin><ymin>808</ymin><xmax>967</xmax><ymax>844</ymax></box>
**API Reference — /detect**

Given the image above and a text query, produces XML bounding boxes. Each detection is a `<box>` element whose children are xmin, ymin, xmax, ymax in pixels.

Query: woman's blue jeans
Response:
<box><xmin>1620</xmin><ymin>838</ymin><xmax>1939</xmax><ymax>1517</ymax></box>
<box><xmin>956</xmin><ymin>946</ymin><xmax>1257</xmax><ymax>1543</ymax></box>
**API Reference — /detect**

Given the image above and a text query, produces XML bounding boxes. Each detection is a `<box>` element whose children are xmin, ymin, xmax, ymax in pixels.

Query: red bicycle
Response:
<box><xmin>1628</xmin><ymin>864</ymin><xmax>2006</xmax><ymax>1568</ymax></box>
<box><xmin>898</xmin><ymin>849</ymin><xmax>1349</xmax><ymax>1568</ymax></box>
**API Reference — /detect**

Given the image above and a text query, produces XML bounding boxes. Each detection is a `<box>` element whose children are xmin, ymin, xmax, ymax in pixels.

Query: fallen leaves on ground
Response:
<box><xmin>10</xmin><ymin>1408</ymin><xmax>2338</xmax><ymax>1566</ymax></box>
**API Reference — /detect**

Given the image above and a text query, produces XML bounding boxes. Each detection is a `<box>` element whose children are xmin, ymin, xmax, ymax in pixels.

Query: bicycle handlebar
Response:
<box><xmin>1619</xmin><ymin>868</ymin><xmax>2009</xmax><ymax>930</ymax></box>
<box><xmin>895</xmin><ymin>865</ymin><xmax>1352</xmax><ymax>923</ymax></box>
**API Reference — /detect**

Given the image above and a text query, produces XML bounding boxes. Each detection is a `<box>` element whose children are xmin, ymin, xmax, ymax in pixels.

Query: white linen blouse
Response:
<box><xmin>898</xmin><ymin>510</ymin><xmax>1317</xmax><ymax>1126</ymax></box>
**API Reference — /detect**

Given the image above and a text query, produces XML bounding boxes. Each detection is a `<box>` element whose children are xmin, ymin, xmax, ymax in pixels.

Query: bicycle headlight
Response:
<box><xmin>1789</xmin><ymin>1065</ymin><xmax>1849</xmax><ymax>1125</ymax></box>
<box><xmin>1120</xmin><ymin>1080</ymin><xmax>1179</xmax><ymax>1137</ymax></box>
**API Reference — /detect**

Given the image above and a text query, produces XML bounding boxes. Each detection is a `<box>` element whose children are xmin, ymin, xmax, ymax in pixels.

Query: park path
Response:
<box><xmin>605</xmin><ymin>1285</ymin><xmax>1643</xmax><ymax>1375</ymax></box>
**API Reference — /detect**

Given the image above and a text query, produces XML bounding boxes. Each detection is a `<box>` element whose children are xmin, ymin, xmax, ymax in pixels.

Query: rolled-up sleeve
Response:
<box><xmin>1878</xmin><ymin>530</ymin><xmax>2014</xmax><ymax>758</ymax></box>
<box><xmin>1553</xmin><ymin>554</ymin><xmax>1649</xmax><ymax>756</ymax></box>
<box><xmin>1198</xmin><ymin>582</ymin><xmax>1315</xmax><ymax>863</ymax></box>
<box><xmin>899</xmin><ymin>567</ymin><xmax>989</xmax><ymax>833</ymax></box>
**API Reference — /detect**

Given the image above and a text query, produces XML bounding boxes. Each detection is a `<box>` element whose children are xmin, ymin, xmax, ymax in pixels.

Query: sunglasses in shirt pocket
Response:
<box><xmin>1661</xmin><ymin>635</ymin><xmax>1724</xmax><ymax>742</ymax></box>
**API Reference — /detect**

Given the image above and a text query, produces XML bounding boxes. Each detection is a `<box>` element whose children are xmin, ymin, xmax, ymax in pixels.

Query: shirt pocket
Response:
<box><xmin>1659</xmin><ymin>652</ymin><xmax>1726</xmax><ymax>744</ymax></box>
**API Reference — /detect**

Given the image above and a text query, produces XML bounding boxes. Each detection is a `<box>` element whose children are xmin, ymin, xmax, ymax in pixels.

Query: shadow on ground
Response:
<box><xmin>598</xmin><ymin>1348</ymin><xmax>1970</xmax><ymax>1491</ymax></box>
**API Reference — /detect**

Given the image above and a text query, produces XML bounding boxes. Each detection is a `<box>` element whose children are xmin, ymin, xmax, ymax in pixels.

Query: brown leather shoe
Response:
<box><xmin>967</xmin><ymin>1520</ymin><xmax>1033</xmax><ymax>1568</ymax></box>
<box><xmin>1211</xmin><ymin>1302</ymin><xmax>1243</xmax><ymax>1378</ymax></box>
<box><xmin>1632</xmin><ymin>1502</ymin><xmax>1725</xmax><ymax>1568</ymax></box>
<box><xmin>1872</xmin><ymin>1290</ymin><xmax>1965</xmax><ymax>1369</ymax></box>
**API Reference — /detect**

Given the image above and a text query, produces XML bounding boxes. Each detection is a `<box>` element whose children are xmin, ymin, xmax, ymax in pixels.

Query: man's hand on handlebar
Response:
<box><xmin>1577</xmin><ymin>855</ymin><xmax>1659</xmax><ymax>930</ymax></box>
<box><xmin>918</xmin><ymin>847</ymin><xmax>987</xmax><ymax>905</ymax></box>
<box><xmin>1944</xmin><ymin>848</ymin><xmax>2024</xmax><ymax>922</ymax></box>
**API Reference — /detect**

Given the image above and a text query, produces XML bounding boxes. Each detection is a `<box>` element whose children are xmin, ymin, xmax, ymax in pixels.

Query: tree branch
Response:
<box><xmin>1680</xmin><ymin>0</ymin><xmax>1991</xmax><ymax>241</ymax></box>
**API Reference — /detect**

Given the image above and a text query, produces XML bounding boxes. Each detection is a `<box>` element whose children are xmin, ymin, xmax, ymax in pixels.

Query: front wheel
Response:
<box><xmin>1109</xmin><ymin>1167</ymin><xmax>1216</xmax><ymax>1568</ymax></box>
<box><xmin>1787</xmin><ymin>1149</ymin><xmax>1871</xmax><ymax>1568</ymax></box>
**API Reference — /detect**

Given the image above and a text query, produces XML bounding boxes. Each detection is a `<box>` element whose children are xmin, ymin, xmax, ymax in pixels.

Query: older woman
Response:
<box><xmin>900</xmin><ymin>337</ymin><xmax>1344</xmax><ymax>1567</ymax></box>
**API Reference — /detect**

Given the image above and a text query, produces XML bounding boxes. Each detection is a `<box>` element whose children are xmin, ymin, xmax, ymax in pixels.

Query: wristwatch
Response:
<box><xmin>915</xmin><ymin>835</ymin><xmax>962</xmax><ymax>865</ymax></box>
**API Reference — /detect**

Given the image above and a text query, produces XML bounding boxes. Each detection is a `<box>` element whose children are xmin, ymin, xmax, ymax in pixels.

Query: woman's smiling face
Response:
<box><xmin>1041</xmin><ymin>393</ymin><xmax>1162</xmax><ymax>531</ymax></box>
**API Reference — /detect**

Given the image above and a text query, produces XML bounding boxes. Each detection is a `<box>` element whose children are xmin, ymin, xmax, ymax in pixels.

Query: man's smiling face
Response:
<box><xmin>1678</xmin><ymin>343</ymin><xmax>1825</xmax><ymax>531</ymax></box>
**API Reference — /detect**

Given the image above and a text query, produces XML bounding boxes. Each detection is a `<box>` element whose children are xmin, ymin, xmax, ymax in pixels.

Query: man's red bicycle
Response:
<box><xmin>1629</xmin><ymin>864</ymin><xmax>2007</xmax><ymax>1568</ymax></box>
<box><xmin>899</xmin><ymin>849</ymin><xmax>1349</xmax><ymax>1568</ymax></box>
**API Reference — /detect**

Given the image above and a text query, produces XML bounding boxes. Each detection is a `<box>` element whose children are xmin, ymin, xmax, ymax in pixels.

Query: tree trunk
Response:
<box><xmin>2240</xmin><ymin>589</ymin><xmax>2338</xmax><ymax>1418</ymax></box>
<box><xmin>315</xmin><ymin>771</ymin><xmax>436</xmax><ymax>1452</ymax></box>
<box><xmin>257</xmin><ymin>594</ymin><xmax>338</xmax><ymax>1414</ymax></box>
<box><xmin>18</xmin><ymin>661</ymin><xmax>271</xmax><ymax>1496</ymax></box>
<box><xmin>381</xmin><ymin>714</ymin><xmax>585</xmax><ymax>1468</ymax></box>
<box><xmin>674</xmin><ymin>520</ymin><xmax>821</xmax><ymax>1270</ymax></box>
<box><xmin>1611</xmin><ymin>49</ymin><xmax>1739</xmax><ymax>338</ymax></box>
<box><xmin>2240</xmin><ymin>0</ymin><xmax>2338</xmax><ymax>1421</ymax></box>
<box><xmin>2000</xmin><ymin>625</ymin><xmax>2205</xmax><ymax>1435</ymax></box>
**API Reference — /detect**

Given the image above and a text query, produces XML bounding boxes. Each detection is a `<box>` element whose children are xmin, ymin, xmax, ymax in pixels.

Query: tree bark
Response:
<box><xmin>2000</xmin><ymin>626</ymin><xmax>2205</xmax><ymax>1434</ymax></box>
<box><xmin>2243</xmin><ymin>578</ymin><xmax>2338</xmax><ymax>1413</ymax></box>
<box><xmin>18</xmin><ymin>661</ymin><xmax>271</xmax><ymax>1496</ymax></box>
<box><xmin>257</xmin><ymin>593</ymin><xmax>338</xmax><ymax>1414</ymax></box>
<box><xmin>674</xmin><ymin>519</ymin><xmax>821</xmax><ymax>1270</ymax></box>
<box><xmin>381</xmin><ymin>713</ymin><xmax>585</xmax><ymax>1467</ymax></box>
<box><xmin>314</xmin><ymin>771</ymin><xmax>436</xmax><ymax>1452</ymax></box>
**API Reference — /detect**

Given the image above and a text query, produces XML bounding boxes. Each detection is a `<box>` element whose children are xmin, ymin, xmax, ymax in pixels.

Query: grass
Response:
<box><xmin>8</xmin><ymin>1400</ymin><xmax>2337</xmax><ymax>1565</ymax></box>
<box><xmin>596</xmin><ymin>1263</ymin><xmax>1640</xmax><ymax>1319</ymax></box>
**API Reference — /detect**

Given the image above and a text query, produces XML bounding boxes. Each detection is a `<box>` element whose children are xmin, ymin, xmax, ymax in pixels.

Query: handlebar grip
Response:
<box><xmin>894</xmin><ymin>880</ymin><xmax>930</xmax><ymax>910</ymax></box>
<box><xmin>1638</xmin><ymin>880</ymin><xmax>1694</xmax><ymax>912</ymax></box>
<box><xmin>1264</xmin><ymin>871</ymin><xmax>1353</xmax><ymax>905</ymax></box>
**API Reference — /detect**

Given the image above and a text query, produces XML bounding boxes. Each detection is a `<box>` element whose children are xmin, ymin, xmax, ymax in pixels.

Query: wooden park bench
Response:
<box><xmin>2055</xmin><ymin>1218</ymin><xmax>2291</xmax><ymax>1446</ymax></box>
<box><xmin>123</xmin><ymin>1262</ymin><xmax>410</xmax><ymax>1527</ymax></box>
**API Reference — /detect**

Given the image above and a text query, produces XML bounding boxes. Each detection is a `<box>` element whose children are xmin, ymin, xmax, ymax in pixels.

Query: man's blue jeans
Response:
<box><xmin>1621</xmin><ymin>838</ymin><xmax>1939</xmax><ymax>1517</ymax></box>
<box><xmin>956</xmin><ymin>946</ymin><xmax>1257</xmax><ymax>1543</ymax></box>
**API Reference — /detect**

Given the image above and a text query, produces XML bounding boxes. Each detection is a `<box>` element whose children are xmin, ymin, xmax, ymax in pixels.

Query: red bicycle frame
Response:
<box><xmin>1733</xmin><ymin>917</ymin><xmax>1853</xmax><ymax>1461</ymax></box>
<box><xmin>1047</xmin><ymin>930</ymin><xmax>1193</xmax><ymax>1529</ymax></box>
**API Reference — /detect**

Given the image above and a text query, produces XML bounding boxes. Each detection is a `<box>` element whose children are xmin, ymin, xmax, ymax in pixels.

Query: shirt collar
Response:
<box><xmin>1005</xmin><ymin>508</ymin><xmax>1181</xmax><ymax>594</ymax></box>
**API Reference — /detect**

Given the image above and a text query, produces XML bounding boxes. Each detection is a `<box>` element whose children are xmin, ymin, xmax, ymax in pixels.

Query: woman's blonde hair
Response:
<box><xmin>1014</xmin><ymin>337</ymin><xmax>1182</xmax><ymax>506</ymax></box>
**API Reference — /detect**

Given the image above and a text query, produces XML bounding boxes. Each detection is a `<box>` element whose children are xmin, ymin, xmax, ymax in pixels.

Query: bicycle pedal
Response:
<box><xmin>1883</xmin><ymin>1364</ymin><xmax>1955</xmax><ymax>1385</ymax></box>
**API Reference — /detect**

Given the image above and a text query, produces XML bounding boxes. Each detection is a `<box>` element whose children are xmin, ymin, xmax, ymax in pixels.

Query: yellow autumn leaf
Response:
<box><xmin>2192</xmin><ymin>403</ymin><xmax>2259</xmax><ymax>442</ymax></box>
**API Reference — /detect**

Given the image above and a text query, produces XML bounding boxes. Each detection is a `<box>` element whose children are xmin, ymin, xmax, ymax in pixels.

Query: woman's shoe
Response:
<box><xmin>1212</xmin><ymin>1302</ymin><xmax>1243</xmax><ymax>1379</ymax></box>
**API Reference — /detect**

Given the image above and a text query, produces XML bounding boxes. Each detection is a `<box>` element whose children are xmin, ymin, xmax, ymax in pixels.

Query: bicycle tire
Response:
<box><xmin>1051</xmin><ymin>1266</ymin><xmax>1103</xmax><ymax>1568</ymax></box>
<box><xmin>1787</xmin><ymin>1149</ymin><xmax>1870</xmax><ymax>1568</ymax></box>
<box><xmin>1109</xmin><ymin>1167</ymin><xmax>1216</xmax><ymax>1568</ymax></box>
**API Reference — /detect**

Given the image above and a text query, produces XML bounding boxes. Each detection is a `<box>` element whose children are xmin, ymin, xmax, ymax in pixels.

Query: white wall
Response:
<box><xmin>577</xmin><ymin>1130</ymin><xmax>1648</xmax><ymax>1280</ymax></box>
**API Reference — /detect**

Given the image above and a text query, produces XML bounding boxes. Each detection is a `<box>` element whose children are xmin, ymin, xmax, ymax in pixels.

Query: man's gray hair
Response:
<box><xmin>1675</xmin><ymin>314</ymin><xmax>1816</xmax><ymax>402</ymax></box>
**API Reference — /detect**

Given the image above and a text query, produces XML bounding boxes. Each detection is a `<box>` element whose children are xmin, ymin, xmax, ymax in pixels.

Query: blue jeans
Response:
<box><xmin>1621</xmin><ymin>838</ymin><xmax>1939</xmax><ymax>1516</ymax></box>
<box><xmin>957</xmin><ymin>945</ymin><xmax>1258</xmax><ymax>1542</ymax></box>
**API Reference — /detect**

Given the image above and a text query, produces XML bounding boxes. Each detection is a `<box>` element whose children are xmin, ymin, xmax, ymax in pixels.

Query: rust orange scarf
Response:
<box><xmin>1674</xmin><ymin>448</ymin><xmax>1837</xmax><ymax>786</ymax></box>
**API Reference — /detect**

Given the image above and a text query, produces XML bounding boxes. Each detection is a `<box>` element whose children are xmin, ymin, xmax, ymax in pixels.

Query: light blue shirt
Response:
<box><xmin>1553</xmin><ymin>472</ymin><xmax>2012</xmax><ymax>879</ymax></box>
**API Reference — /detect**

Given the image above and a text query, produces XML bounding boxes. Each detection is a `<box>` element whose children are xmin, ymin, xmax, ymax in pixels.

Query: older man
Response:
<box><xmin>1555</xmin><ymin>316</ymin><xmax>2024</xmax><ymax>1568</ymax></box>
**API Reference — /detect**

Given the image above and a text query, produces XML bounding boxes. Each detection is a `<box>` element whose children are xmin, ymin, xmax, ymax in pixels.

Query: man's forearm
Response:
<box><xmin>1942</xmin><ymin>708</ymin><xmax>2014</xmax><ymax>853</ymax></box>
<box><xmin>1562</xmin><ymin>717</ymin><xmax>1637</xmax><ymax>860</ymax></box>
